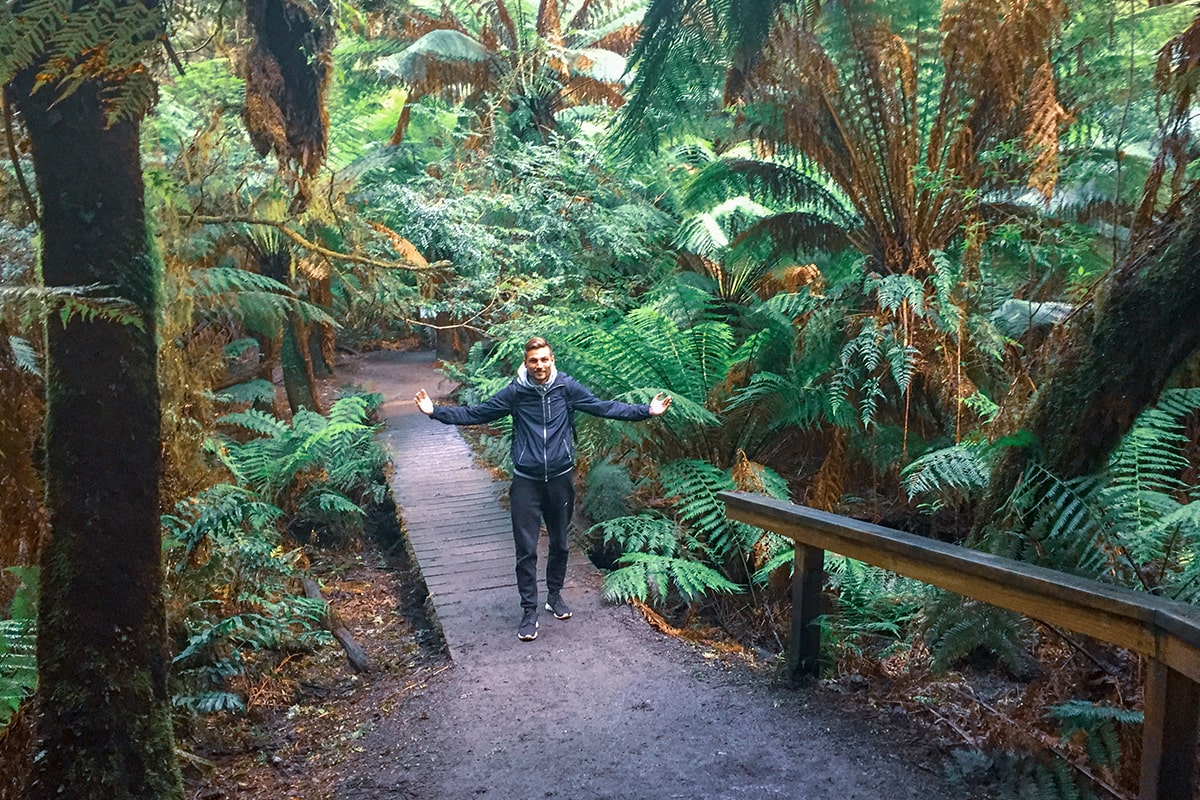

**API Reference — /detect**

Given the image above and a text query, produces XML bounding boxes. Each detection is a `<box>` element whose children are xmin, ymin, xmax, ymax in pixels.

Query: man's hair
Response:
<box><xmin>524</xmin><ymin>337</ymin><xmax>551</xmax><ymax>354</ymax></box>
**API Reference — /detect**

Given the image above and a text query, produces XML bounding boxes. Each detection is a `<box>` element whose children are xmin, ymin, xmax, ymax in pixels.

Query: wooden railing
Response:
<box><xmin>718</xmin><ymin>491</ymin><xmax>1200</xmax><ymax>800</ymax></box>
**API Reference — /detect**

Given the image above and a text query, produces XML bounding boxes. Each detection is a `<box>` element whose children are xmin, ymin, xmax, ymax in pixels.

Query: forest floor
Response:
<box><xmin>183</xmin><ymin>349</ymin><xmax>978</xmax><ymax>800</ymax></box>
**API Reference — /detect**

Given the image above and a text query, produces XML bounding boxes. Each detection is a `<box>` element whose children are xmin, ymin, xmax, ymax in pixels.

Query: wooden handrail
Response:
<box><xmin>718</xmin><ymin>490</ymin><xmax>1200</xmax><ymax>800</ymax></box>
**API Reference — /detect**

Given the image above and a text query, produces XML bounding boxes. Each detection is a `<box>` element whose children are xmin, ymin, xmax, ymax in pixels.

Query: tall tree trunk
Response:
<box><xmin>981</xmin><ymin>182</ymin><xmax>1200</xmax><ymax>522</ymax></box>
<box><xmin>8</xmin><ymin>74</ymin><xmax>183</xmax><ymax>800</ymax></box>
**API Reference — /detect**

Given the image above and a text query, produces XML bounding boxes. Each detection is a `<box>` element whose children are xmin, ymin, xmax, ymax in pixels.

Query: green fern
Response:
<box><xmin>0</xmin><ymin>567</ymin><xmax>38</xmax><ymax>730</ymax></box>
<box><xmin>903</xmin><ymin>440</ymin><xmax>993</xmax><ymax>508</ymax></box>
<box><xmin>660</xmin><ymin>458</ymin><xmax>743</xmax><ymax>560</ymax></box>
<box><xmin>581</xmin><ymin>460</ymin><xmax>636</xmax><ymax>523</ymax></box>
<box><xmin>830</xmin><ymin>317</ymin><xmax>917</xmax><ymax>429</ymax></box>
<box><xmin>603</xmin><ymin>553</ymin><xmax>742</xmax><ymax>605</ymax></box>
<box><xmin>826</xmin><ymin>555</ymin><xmax>925</xmax><ymax>640</ymax></box>
<box><xmin>0</xmin><ymin>618</ymin><xmax>36</xmax><ymax>729</ymax></box>
<box><xmin>6</xmin><ymin>336</ymin><xmax>41</xmax><ymax>376</ymax></box>
<box><xmin>0</xmin><ymin>284</ymin><xmax>144</xmax><ymax>332</ymax></box>
<box><xmin>992</xmin><ymin>390</ymin><xmax>1200</xmax><ymax>597</ymax></box>
<box><xmin>190</xmin><ymin>267</ymin><xmax>338</xmax><ymax>337</ymax></box>
<box><xmin>1047</xmin><ymin>700</ymin><xmax>1142</xmax><ymax>770</ymax></box>
<box><xmin>989</xmin><ymin>752</ymin><xmax>1097</xmax><ymax>800</ymax></box>
<box><xmin>922</xmin><ymin>592</ymin><xmax>1033</xmax><ymax>677</ymax></box>
<box><xmin>588</xmin><ymin>514</ymin><xmax>679</xmax><ymax>557</ymax></box>
<box><xmin>215</xmin><ymin>394</ymin><xmax>387</xmax><ymax>523</ymax></box>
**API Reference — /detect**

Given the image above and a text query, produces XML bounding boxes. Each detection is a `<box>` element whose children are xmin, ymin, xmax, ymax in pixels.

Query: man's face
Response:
<box><xmin>524</xmin><ymin>346</ymin><xmax>555</xmax><ymax>384</ymax></box>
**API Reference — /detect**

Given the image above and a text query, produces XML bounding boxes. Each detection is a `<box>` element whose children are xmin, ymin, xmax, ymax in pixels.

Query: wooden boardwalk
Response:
<box><xmin>356</xmin><ymin>349</ymin><xmax>590</xmax><ymax>657</ymax></box>
<box><xmin>338</xmin><ymin>349</ymin><xmax>959</xmax><ymax>800</ymax></box>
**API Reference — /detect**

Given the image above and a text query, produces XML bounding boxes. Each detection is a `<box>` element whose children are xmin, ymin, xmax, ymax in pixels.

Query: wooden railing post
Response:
<box><xmin>789</xmin><ymin>543</ymin><xmax>824</xmax><ymax>683</ymax></box>
<box><xmin>1139</xmin><ymin>659</ymin><xmax>1200</xmax><ymax>800</ymax></box>
<box><xmin>719</xmin><ymin>490</ymin><xmax>1200</xmax><ymax>794</ymax></box>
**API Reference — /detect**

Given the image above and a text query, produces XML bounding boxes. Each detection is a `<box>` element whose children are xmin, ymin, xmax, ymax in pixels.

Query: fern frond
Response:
<box><xmin>603</xmin><ymin>552</ymin><xmax>742</xmax><ymax>605</ymax></box>
<box><xmin>588</xmin><ymin>514</ymin><xmax>678</xmax><ymax>556</ymax></box>
<box><xmin>0</xmin><ymin>284</ymin><xmax>144</xmax><ymax>332</ymax></box>
<box><xmin>0</xmin><ymin>618</ymin><xmax>37</xmax><ymax>728</ymax></box>
<box><xmin>903</xmin><ymin>441</ymin><xmax>992</xmax><ymax>503</ymax></box>
<box><xmin>217</xmin><ymin>409</ymin><xmax>290</xmax><ymax>438</ymax></box>
<box><xmin>660</xmin><ymin>458</ymin><xmax>741</xmax><ymax>558</ymax></box>
<box><xmin>213</xmin><ymin>379</ymin><xmax>276</xmax><ymax>406</ymax></box>
<box><xmin>190</xmin><ymin>267</ymin><xmax>337</xmax><ymax>334</ymax></box>
<box><xmin>6</xmin><ymin>336</ymin><xmax>40</xmax><ymax>377</ymax></box>
<box><xmin>922</xmin><ymin>593</ymin><xmax>1032</xmax><ymax>676</ymax></box>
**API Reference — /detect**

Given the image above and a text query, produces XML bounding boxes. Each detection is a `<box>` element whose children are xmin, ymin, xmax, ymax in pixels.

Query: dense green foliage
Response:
<box><xmin>4</xmin><ymin>0</ymin><xmax>1200</xmax><ymax>795</ymax></box>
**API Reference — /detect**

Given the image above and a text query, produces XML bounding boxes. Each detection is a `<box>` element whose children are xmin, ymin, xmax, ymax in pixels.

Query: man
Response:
<box><xmin>415</xmin><ymin>337</ymin><xmax>671</xmax><ymax>641</ymax></box>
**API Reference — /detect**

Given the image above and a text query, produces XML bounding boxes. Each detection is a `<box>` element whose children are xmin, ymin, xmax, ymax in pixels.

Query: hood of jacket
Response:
<box><xmin>516</xmin><ymin>363</ymin><xmax>559</xmax><ymax>390</ymax></box>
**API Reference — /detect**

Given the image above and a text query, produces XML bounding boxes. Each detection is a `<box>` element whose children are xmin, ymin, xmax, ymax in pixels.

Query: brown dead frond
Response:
<box><xmin>740</xmin><ymin>0</ymin><xmax>1067</xmax><ymax>277</ymax></box>
<box><xmin>629</xmin><ymin>598</ymin><xmax>752</xmax><ymax>657</ymax></box>
<box><xmin>808</xmin><ymin>427</ymin><xmax>847</xmax><ymax>512</ymax></box>
<box><xmin>244</xmin><ymin>0</ymin><xmax>334</xmax><ymax>211</ymax></box>
<box><xmin>1133</xmin><ymin>12</ymin><xmax>1200</xmax><ymax>236</ymax></box>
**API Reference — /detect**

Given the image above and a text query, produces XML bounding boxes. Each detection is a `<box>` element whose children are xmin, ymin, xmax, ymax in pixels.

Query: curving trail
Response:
<box><xmin>334</xmin><ymin>350</ymin><xmax>961</xmax><ymax>800</ymax></box>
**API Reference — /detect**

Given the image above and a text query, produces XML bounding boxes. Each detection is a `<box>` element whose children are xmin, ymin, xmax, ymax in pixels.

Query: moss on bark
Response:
<box><xmin>980</xmin><ymin>182</ymin><xmax>1200</xmax><ymax>529</ymax></box>
<box><xmin>10</xmin><ymin>71</ymin><xmax>183</xmax><ymax>800</ymax></box>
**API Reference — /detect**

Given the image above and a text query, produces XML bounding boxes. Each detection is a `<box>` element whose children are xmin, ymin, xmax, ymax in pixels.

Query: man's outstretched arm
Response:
<box><xmin>414</xmin><ymin>385</ymin><xmax>515</xmax><ymax>425</ymax></box>
<box><xmin>568</xmin><ymin>378</ymin><xmax>671</xmax><ymax>420</ymax></box>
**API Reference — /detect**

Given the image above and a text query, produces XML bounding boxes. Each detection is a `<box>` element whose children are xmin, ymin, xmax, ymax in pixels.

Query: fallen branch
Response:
<box><xmin>302</xmin><ymin>578</ymin><xmax>371</xmax><ymax>673</ymax></box>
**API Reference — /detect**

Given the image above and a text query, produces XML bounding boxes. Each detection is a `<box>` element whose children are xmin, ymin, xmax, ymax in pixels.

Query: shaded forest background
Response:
<box><xmin>2</xmin><ymin>0</ymin><xmax>1200</xmax><ymax>797</ymax></box>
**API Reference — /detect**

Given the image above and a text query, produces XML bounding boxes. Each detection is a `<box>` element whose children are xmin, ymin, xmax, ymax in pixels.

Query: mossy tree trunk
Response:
<box><xmin>8</xmin><ymin>74</ymin><xmax>183</xmax><ymax>800</ymax></box>
<box><xmin>981</xmin><ymin>182</ymin><xmax>1200</xmax><ymax>523</ymax></box>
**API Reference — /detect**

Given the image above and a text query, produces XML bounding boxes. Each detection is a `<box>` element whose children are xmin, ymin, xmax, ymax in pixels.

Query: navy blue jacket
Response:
<box><xmin>430</xmin><ymin>370</ymin><xmax>651</xmax><ymax>481</ymax></box>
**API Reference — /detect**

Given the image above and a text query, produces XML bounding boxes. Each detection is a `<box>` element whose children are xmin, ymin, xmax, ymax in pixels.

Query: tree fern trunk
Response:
<box><xmin>981</xmin><ymin>182</ymin><xmax>1200</xmax><ymax>526</ymax></box>
<box><xmin>282</xmin><ymin>315</ymin><xmax>322</xmax><ymax>413</ymax></box>
<box><xmin>9</xmin><ymin>74</ymin><xmax>183</xmax><ymax>800</ymax></box>
<box><xmin>307</xmin><ymin>277</ymin><xmax>334</xmax><ymax>377</ymax></box>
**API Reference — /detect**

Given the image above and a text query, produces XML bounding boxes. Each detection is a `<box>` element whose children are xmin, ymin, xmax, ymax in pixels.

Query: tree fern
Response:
<box><xmin>190</xmin><ymin>266</ymin><xmax>337</xmax><ymax>336</ymax></box>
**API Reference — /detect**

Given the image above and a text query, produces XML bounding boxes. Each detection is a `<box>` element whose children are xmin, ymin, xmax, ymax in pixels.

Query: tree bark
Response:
<box><xmin>982</xmin><ymin>182</ymin><xmax>1200</xmax><ymax>520</ymax></box>
<box><xmin>8</xmin><ymin>74</ymin><xmax>183</xmax><ymax>800</ymax></box>
<box><xmin>0</xmin><ymin>329</ymin><xmax>45</xmax><ymax>609</ymax></box>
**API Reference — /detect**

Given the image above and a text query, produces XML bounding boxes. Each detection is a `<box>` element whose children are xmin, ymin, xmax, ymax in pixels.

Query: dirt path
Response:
<box><xmin>334</xmin><ymin>350</ymin><xmax>962</xmax><ymax>800</ymax></box>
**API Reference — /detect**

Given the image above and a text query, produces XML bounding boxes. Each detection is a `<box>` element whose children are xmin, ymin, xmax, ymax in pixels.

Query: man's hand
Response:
<box><xmin>649</xmin><ymin>392</ymin><xmax>672</xmax><ymax>416</ymax></box>
<box><xmin>415</xmin><ymin>389</ymin><xmax>434</xmax><ymax>416</ymax></box>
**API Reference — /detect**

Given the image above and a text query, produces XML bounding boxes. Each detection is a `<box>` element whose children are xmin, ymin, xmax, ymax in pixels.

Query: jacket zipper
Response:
<box><xmin>542</xmin><ymin>389</ymin><xmax>550</xmax><ymax>480</ymax></box>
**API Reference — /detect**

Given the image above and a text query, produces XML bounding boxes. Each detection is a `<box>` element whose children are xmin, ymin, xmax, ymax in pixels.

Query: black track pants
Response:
<box><xmin>510</xmin><ymin>472</ymin><xmax>575</xmax><ymax>611</ymax></box>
